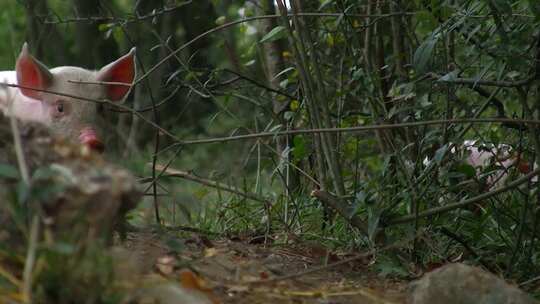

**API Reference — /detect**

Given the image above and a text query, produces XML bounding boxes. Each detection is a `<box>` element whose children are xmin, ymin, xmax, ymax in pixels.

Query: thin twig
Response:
<box><xmin>8</xmin><ymin>116</ymin><xmax>29</xmax><ymax>184</ymax></box>
<box><xmin>152</xmin><ymin>164</ymin><xmax>272</xmax><ymax>206</ymax></box>
<box><xmin>311</xmin><ymin>190</ymin><xmax>368</xmax><ymax>234</ymax></box>
<box><xmin>111</xmin><ymin>85</ymin><xmax>181</xmax><ymax>113</ymax></box>
<box><xmin>22</xmin><ymin>216</ymin><xmax>39</xmax><ymax>304</ymax></box>
<box><xmin>44</xmin><ymin>11</ymin><xmax>414</xmax><ymax>25</ymax></box>
<box><xmin>520</xmin><ymin>274</ymin><xmax>540</xmax><ymax>287</ymax></box>
<box><xmin>220</xmin><ymin>68</ymin><xmax>297</xmax><ymax>100</ymax></box>
<box><xmin>0</xmin><ymin>82</ymin><xmax>179</xmax><ymax>141</ymax></box>
<box><xmin>67</xmin><ymin>80</ymin><xmax>132</xmax><ymax>86</ymax></box>
<box><xmin>133</xmin><ymin>12</ymin><xmax>412</xmax><ymax>88</ymax></box>
<box><xmin>172</xmin><ymin>118</ymin><xmax>540</xmax><ymax>146</ymax></box>
<box><xmin>387</xmin><ymin>168</ymin><xmax>540</xmax><ymax>225</ymax></box>
<box><xmin>438</xmin><ymin>227</ymin><xmax>495</xmax><ymax>272</ymax></box>
<box><xmin>427</xmin><ymin>72</ymin><xmax>535</xmax><ymax>88</ymax></box>
<box><xmin>43</xmin><ymin>1</ymin><xmax>193</xmax><ymax>24</ymax></box>
<box><xmin>246</xmin><ymin>233</ymin><xmax>419</xmax><ymax>285</ymax></box>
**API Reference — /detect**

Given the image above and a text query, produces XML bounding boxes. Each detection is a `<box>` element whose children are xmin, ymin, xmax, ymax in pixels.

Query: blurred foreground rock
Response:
<box><xmin>0</xmin><ymin>113</ymin><xmax>216</xmax><ymax>304</ymax></box>
<box><xmin>408</xmin><ymin>263</ymin><xmax>538</xmax><ymax>304</ymax></box>
<box><xmin>0</xmin><ymin>113</ymin><xmax>140</xmax><ymax>242</ymax></box>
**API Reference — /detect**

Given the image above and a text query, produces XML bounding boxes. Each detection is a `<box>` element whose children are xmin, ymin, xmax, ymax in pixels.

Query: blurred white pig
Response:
<box><xmin>424</xmin><ymin>140</ymin><xmax>535</xmax><ymax>189</ymax></box>
<box><xmin>0</xmin><ymin>43</ymin><xmax>136</xmax><ymax>152</ymax></box>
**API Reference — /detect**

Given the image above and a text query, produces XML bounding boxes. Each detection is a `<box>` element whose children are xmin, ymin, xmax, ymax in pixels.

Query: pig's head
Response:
<box><xmin>15</xmin><ymin>43</ymin><xmax>136</xmax><ymax>153</ymax></box>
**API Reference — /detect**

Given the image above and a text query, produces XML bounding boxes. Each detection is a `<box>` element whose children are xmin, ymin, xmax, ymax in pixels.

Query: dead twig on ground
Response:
<box><xmin>245</xmin><ymin>233</ymin><xmax>419</xmax><ymax>285</ymax></box>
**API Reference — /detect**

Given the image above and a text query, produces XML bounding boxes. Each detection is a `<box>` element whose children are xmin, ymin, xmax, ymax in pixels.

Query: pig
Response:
<box><xmin>423</xmin><ymin>140</ymin><xmax>535</xmax><ymax>190</ymax></box>
<box><xmin>0</xmin><ymin>43</ymin><xmax>136</xmax><ymax>152</ymax></box>
<box><xmin>460</xmin><ymin>140</ymin><xmax>522</xmax><ymax>187</ymax></box>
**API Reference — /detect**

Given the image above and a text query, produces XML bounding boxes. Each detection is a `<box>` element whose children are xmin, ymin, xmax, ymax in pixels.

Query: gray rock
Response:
<box><xmin>409</xmin><ymin>263</ymin><xmax>538</xmax><ymax>304</ymax></box>
<box><xmin>0</xmin><ymin>113</ymin><xmax>140</xmax><ymax>242</ymax></box>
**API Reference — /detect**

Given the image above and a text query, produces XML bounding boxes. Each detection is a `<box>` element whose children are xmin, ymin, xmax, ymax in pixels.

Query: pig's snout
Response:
<box><xmin>79</xmin><ymin>127</ymin><xmax>105</xmax><ymax>153</ymax></box>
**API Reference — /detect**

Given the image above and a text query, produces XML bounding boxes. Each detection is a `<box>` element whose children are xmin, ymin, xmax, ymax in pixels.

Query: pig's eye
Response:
<box><xmin>56</xmin><ymin>103</ymin><xmax>64</xmax><ymax>113</ymax></box>
<box><xmin>52</xmin><ymin>101</ymin><xmax>69</xmax><ymax>118</ymax></box>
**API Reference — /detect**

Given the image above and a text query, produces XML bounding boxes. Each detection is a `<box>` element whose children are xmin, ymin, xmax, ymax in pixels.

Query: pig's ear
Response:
<box><xmin>97</xmin><ymin>48</ymin><xmax>136</xmax><ymax>103</ymax></box>
<box><xmin>16</xmin><ymin>42</ymin><xmax>53</xmax><ymax>100</ymax></box>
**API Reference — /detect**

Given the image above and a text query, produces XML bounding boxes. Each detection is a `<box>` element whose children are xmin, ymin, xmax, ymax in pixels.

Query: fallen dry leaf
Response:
<box><xmin>204</xmin><ymin>247</ymin><xmax>218</xmax><ymax>258</ymax></box>
<box><xmin>179</xmin><ymin>270</ymin><xmax>221</xmax><ymax>304</ymax></box>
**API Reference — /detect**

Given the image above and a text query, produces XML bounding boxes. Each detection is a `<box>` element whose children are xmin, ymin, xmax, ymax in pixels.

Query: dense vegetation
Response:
<box><xmin>2</xmin><ymin>0</ymin><xmax>540</xmax><ymax>301</ymax></box>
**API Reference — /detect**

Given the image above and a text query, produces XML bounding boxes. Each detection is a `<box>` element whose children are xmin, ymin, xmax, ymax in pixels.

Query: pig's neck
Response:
<box><xmin>0</xmin><ymin>70</ymin><xmax>49</xmax><ymax>123</ymax></box>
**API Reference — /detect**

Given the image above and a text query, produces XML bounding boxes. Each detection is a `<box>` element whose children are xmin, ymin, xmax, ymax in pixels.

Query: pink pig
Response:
<box><xmin>461</xmin><ymin>140</ymin><xmax>518</xmax><ymax>187</ymax></box>
<box><xmin>424</xmin><ymin>140</ymin><xmax>535</xmax><ymax>189</ymax></box>
<box><xmin>0</xmin><ymin>43</ymin><xmax>136</xmax><ymax>152</ymax></box>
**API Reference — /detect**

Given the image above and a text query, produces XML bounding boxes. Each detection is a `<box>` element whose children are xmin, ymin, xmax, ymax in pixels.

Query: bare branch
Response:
<box><xmin>152</xmin><ymin>164</ymin><xmax>272</xmax><ymax>207</ymax></box>
<box><xmin>387</xmin><ymin>168</ymin><xmax>540</xmax><ymax>225</ymax></box>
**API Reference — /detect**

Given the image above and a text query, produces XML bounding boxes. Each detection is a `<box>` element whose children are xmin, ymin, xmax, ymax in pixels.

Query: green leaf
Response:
<box><xmin>260</xmin><ymin>26</ymin><xmax>287</xmax><ymax>43</ymax></box>
<box><xmin>0</xmin><ymin>163</ymin><xmax>19</xmax><ymax>179</ymax></box>
<box><xmin>104</xmin><ymin>28</ymin><xmax>113</xmax><ymax>40</ymax></box>
<box><xmin>414</xmin><ymin>10</ymin><xmax>438</xmax><ymax>36</ymax></box>
<box><xmin>376</xmin><ymin>255</ymin><xmax>408</xmax><ymax>278</ymax></box>
<box><xmin>355</xmin><ymin>191</ymin><xmax>368</xmax><ymax>204</ymax></box>
<box><xmin>529</xmin><ymin>0</ymin><xmax>540</xmax><ymax>20</ymax></box>
<box><xmin>98</xmin><ymin>23</ymin><xmax>111</xmax><ymax>32</ymax></box>
<box><xmin>413</xmin><ymin>35</ymin><xmax>438</xmax><ymax>74</ymax></box>
<box><xmin>367</xmin><ymin>206</ymin><xmax>381</xmax><ymax>241</ymax></box>
<box><xmin>17</xmin><ymin>181</ymin><xmax>30</xmax><ymax>205</ymax></box>
<box><xmin>32</xmin><ymin>166</ymin><xmax>59</xmax><ymax>181</ymax></box>
<box><xmin>48</xmin><ymin>242</ymin><xmax>76</xmax><ymax>255</ymax></box>
<box><xmin>215</xmin><ymin>16</ymin><xmax>226</xmax><ymax>25</ymax></box>
<box><xmin>165</xmin><ymin>237</ymin><xmax>185</xmax><ymax>253</ymax></box>
<box><xmin>266</xmin><ymin>125</ymin><xmax>281</xmax><ymax>135</ymax></box>
<box><xmin>194</xmin><ymin>187</ymin><xmax>210</xmax><ymax>200</ymax></box>
<box><xmin>382</xmin><ymin>155</ymin><xmax>392</xmax><ymax>177</ymax></box>
<box><xmin>447</xmin><ymin>171</ymin><xmax>466</xmax><ymax>179</ymax></box>
<box><xmin>318</xmin><ymin>0</ymin><xmax>333</xmax><ymax>10</ymax></box>
<box><xmin>32</xmin><ymin>184</ymin><xmax>66</xmax><ymax>202</ymax></box>
<box><xmin>433</xmin><ymin>145</ymin><xmax>449</xmax><ymax>164</ymax></box>
<box><xmin>489</xmin><ymin>0</ymin><xmax>512</xmax><ymax>15</ymax></box>
<box><xmin>455</xmin><ymin>163</ymin><xmax>476</xmax><ymax>178</ymax></box>
<box><xmin>439</xmin><ymin>70</ymin><xmax>459</xmax><ymax>82</ymax></box>
<box><xmin>292</xmin><ymin>135</ymin><xmax>307</xmax><ymax>163</ymax></box>
<box><xmin>275</xmin><ymin>66</ymin><xmax>295</xmax><ymax>79</ymax></box>
<box><xmin>284</xmin><ymin>111</ymin><xmax>294</xmax><ymax>121</ymax></box>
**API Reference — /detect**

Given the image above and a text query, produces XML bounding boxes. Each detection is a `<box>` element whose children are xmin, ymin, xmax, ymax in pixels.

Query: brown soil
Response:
<box><xmin>125</xmin><ymin>230</ymin><xmax>408</xmax><ymax>304</ymax></box>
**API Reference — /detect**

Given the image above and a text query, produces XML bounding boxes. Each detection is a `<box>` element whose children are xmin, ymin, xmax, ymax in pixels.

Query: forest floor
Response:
<box><xmin>125</xmin><ymin>229</ymin><xmax>408</xmax><ymax>304</ymax></box>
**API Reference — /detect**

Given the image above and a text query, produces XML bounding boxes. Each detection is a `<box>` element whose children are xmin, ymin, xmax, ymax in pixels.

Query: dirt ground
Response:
<box><xmin>124</xmin><ymin>230</ymin><xmax>408</xmax><ymax>304</ymax></box>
